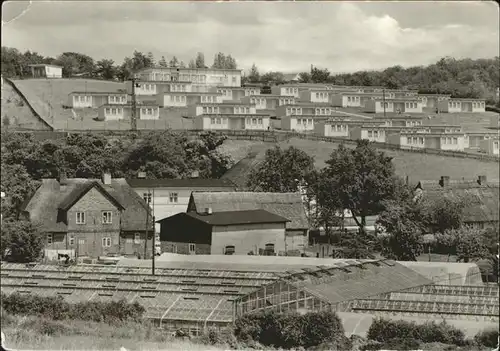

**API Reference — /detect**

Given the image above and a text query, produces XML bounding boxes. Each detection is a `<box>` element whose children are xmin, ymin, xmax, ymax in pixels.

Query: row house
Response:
<box><xmin>271</xmin><ymin>85</ymin><xmax>300</xmax><ymax>98</ymax></box>
<box><xmin>426</xmin><ymin>125</ymin><xmax>462</xmax><ymax>133</ymax></box>
<box><xmin>479</xmin><ymin>138</ymin><xmax>500</xmax><ymax>156</ymax></box>
<box><xmin>330</xmin><ymin>92</ymin><xmax>384</xmax><ymax>108</ymax></box>
<box><xmin>299</xmin><ymin>89</ymin><xmax>331</xmax><ymax>103</ymax></box>
<box><xmin>387</xmin><ymin>131</ymin><xmax>467</xmax><ymax>151</ymax></box>
<box><xmin>416</xmin><ymin>94</ymin><xmax>451</xmax><ymax>109</ymax></box>
<box><xmin>240</xmin><ymin>95</ymin><xmax>296</xmax><ymax>110</ymax></box>
<box><xmin>97</xmin><ymin>103</ymin><xmax>160</xmax><ymax>121</ymax></box>
<box><xmin>211</xmin><ymin>86</ymin><xmax>260</xmax><ymax>101</ymax></box>
<box><xmin>194</xmin><ymin>114</ymin><xmax>271</xmax><ymax>131</ymax></box>
<box><xmin>281</xmin><ymin>115</ymin><xmax>317</xmax><ymax>132</ymax></box>
<box><xmin>21</xmin><ymin>172</ymin><xmax>154</xmax><ymax>259</ymax></box>
<box><xmin>314</xmin><ymin>119</ymin><xmax>385</xmax><ymax>138</ymax></box>
<box><xmin>158</xmin><ymin>92</ymin><xmax>223</xmax><ymax>107</ymax></box>
<box><xmin>464</xmin><ymin>131</ymin><xmax>499</xmax><ymax>149</ymax></box>
<box><xmin>68</xmin><ymin>91</ymin><xmax>128</xmax><ymax>109</ymax></box>
<box><xmin>134</xmin><ymin>67</ymin><xmax>242</xmax><ymax>87</ymax></box>
<box><xmin>188</xmin><ymin>103</ymin><xmax>257</xmax><ymax>117</ymax></box>
<box><xmin>126</xmin><ymin>81</ymin><xmax>194</xmax><ymax>97</ymax></box>
<box><xmin>350</xmin><ymin>125</ymin><xmax>387</xmax><ymax>143</ymax></box>
<box><xmin>376</xmin><ymin>116</ymin><xmax>424</xmax><ymax>127</ymax></box>
<box><xmin>365</xmin><ymin>98</ymin><xmax>423</xmax><ymax>114</ymax></box>
<box><xmin>276</xmin><ymin>103</ymin><xmax>337</xmax><ymax>118</ymax></box>
<box><xmin>437</xmin><ymin>98</ymin><xmax>486</xmax><ymax>113</ymax></box>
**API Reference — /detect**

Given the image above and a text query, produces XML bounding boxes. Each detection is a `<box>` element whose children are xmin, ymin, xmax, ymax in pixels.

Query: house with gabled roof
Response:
<box><xmin>415</xmin><ymin>175</ymin><xmax>499</xmax><ymax>230</ymax></box>
<box><xmin>21</xmin><ymin>172</ymin><xmax>154</xmax><ymax>260</ymax></box>
<box><xmin>157</xmin><ymin>209</ymin><xmax>290</xmax><ymax>256</ymax></box>
<box><xmin>186</xmin><ymin>191</ymin><xmax>310</xmax><ymax>255</ymax></box>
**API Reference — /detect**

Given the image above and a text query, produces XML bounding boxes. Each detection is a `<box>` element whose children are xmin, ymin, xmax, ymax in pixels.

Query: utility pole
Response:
<box><xmin>130</xmin><ymin>77</ymin><xmax>139</xmax><ymax>131</ymax></box>
<box><xmin>382</xmin><ymin>88</ymin><xmax>387</xmax><ymax>118</ymax></box>
<box><xmin>144</xmin><ymin>190</ymin><xmax>150</xmax><ymax>261</ymax></box>
<box><xmin>152</xmin><ymin>215</ymin><xmax>156</xmax><ymax>276</ymax></box>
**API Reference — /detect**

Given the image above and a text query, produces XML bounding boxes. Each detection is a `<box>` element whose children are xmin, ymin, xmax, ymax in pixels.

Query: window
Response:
<box><xmin>76</xmin><ymin>212</ymin><xmax>85</xmax><ymax>224</ymax></box>
<box><xmin>111</xmin><ymin>108</ymin><xmax>117</xmax><ymax>115</ymax></box>
<box><xmin>202</xmin><ymin>107</ymin><xmax>207</xmax><ymax>113</ymax></box>
<box><xmin>143</xmin><ymin>193</ymin><xmax>151</xmax><ymax>204</ymax></box>
<box><xmin>134</xmin><ymin>233</ymin><xmax>140</xmax><ymax>244</ymax></box>
<box><xmin>232</xmin><ymin>77</ymin><xmax>236</xmax><ymax>83</ymax></box>
<box><xmin>368</xmin><ymin>131</ymin><xmax>373</xmax><ymax>137</ymax></box>
<box><xmin>188</xmin><ymin>243</ymin><xmax>196</xmax><ymax>254</ymax></box>
<box><xmin>69</xmin><ymin>235</ymin><xmax>75</xmax><ymax>246</ymax></box>
<box><xmin>102</xmin><ymin>211</ymin><xmax>112</xmax><ymax>224</ymax></box>
<box><xmin>105</xmin><ymin>108</ymin><xmax>110</xmax><ymax>114</ymax></box>
<box><xmin>452</xmin><ymin>137</ymin><xmax>458</xmax><ymax>144</ymax></box>
<box><xmin>102</xmin><ymin>237</ymin><xmax>111</xmax><ymax>247</ymax></box>
<box><xmin>258</xmin><ymin>118</ymin><xmax>263</xmax><ymax>125</ymax></box>
<box><xmin>47</xmin><ymin>234</ymin><xmax>53</xmax><ymax>245</ymax></box>
<box><xmin>252</xmin><ymin>118</ymin><xmax>257</xmax><ymax>125</ymax></box>
<box><xmin>224</xmin><ymin>245</ymin><xmax>235</xmax><ymax>255</ymax></box>
<box><xmin>419</xmin><ymin>137</ymin><xmax>424</xmax><ymax>145</ymax></box>
<box><xmin>169</xmin><ymin>192</ymin><xmax>178</xmax><ymax>203</ymax></box>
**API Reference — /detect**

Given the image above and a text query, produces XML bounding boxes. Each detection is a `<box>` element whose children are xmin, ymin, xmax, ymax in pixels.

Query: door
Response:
<box><xmin>241</xmin><ymin>118</ymin><xmax>246</xmax><ymax>130</ymax></box>
<box><xmin>77</xmin><ymin>239</ymin><xmax>87</xmax><ymax>257</ymax></box>
<box><xmin>124</xmin><ymin>234</ymin><xmax>135</xmax><ymax>255</ymax></box>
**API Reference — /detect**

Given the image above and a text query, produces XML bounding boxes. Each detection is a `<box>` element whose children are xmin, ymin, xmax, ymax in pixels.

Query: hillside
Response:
<box><xmin>223</xmin><ymin>137</ymin><xmax>500</xmax><ymax>188</ymax></box>
<box><xmin>6</xmin><ymin>79</ymin><xmax>194</xmax><ymax>131</ymax></box>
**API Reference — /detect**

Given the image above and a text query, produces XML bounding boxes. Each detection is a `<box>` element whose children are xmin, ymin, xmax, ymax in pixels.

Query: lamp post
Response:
<box><xmin>1</xmin><ymin>192</ymin><xmax>5</xmax><ymax>225</ymax></box>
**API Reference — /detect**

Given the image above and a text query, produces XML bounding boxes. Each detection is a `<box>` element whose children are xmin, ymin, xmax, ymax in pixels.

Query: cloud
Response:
<box><xmin>2</xmin><ymin>1</ymin><xmax>498</xmax><ymax>73</ymax></box>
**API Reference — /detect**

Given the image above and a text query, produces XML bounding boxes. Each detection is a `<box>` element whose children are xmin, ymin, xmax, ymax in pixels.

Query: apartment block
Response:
<box><xmin>68</xmin><ymin>92</ymin><xmax>128</xmax><ymax>109</ymax></box>
<box><xmin>135</xmin><ymin>67</ymin><xmax>242</xmax><ymax>87</ymax></box>
<box><xmin>194</xmin><ymin>114</ymin><xmax>270</xmax><ymax>131</ymax></box>
<box><xmin>365</xmin><ymin>98</ymin><xmax>423</xmax><ymax>114</ymax></box>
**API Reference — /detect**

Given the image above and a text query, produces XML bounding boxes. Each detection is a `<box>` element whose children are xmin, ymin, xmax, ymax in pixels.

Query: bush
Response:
<box><xmin>474</xmin><ymin>328</ymin><xmax>499</xmax><ymax>348</ymax></box>
<box><xmin>234</xmin><ymin>310</ymin><xmax>348</xmax><ymax>349</ymax></box>
<box><xmin>0</xmin><ymin>293</ymin><xmax>145</xmax><ymax>323</ymax></box>
<box><xmin>361</xmin><ymin>338</ymin><xmax>421</xmax><ymax>351</ymax></box>
<box><xmin>367</xmin><ymin>318</ymin><xmax>465</xmax><ymax>346</ymax></box>
<box><xmin>199</xmin><ymin>327</ymin><xmax>238</xmax><ymax>348</ymax></box>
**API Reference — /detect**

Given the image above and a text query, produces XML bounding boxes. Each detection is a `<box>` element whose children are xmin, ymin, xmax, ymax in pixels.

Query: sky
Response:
<box><xmin>2</xmin><ymin>1</ymin><xmax>499</xmax><ymax>73</ymax></box>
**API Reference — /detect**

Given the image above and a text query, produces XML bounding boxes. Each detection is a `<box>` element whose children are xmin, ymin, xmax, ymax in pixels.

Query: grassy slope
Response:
<box><xmin>9</xmin><ymin>79</ymin><xmax>193</xmax><ymax>131</ymax></box>
<box><xmin>1</xmin><ymin>81</ymin><xmax>52</xmax><ymax>130</ymax></box>
<box><xmin>222</xmin><ymin>137</ymin><xmax>499</xmax><ymax>187</ymax></box>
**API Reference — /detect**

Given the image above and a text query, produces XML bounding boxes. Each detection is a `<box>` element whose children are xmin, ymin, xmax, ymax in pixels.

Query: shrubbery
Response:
<box><xmin>1</xmin><ymin>292</ymin><xmax>145</xmax><ymax>323</ymax></box>
<box><xmin>367</xmin><ymin>318</ymin><xmax>466</xmax><ymax>347</ymax></box>
<box><xmin>474</xmin><ymin>328</ymin><xmax>499</xmax><ymax>348</ymax></box>
<box><xmin>234</xmin><ymin>310</ymin><xmax>350</xmax><ymax>349</ymax></box>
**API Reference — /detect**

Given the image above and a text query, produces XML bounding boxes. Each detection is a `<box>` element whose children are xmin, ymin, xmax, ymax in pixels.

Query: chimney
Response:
<box><xmin>477</xmin><ymin>175</ymin><xmax>487</xmax><ymax>185</ymax></box>
<box><xmin>58</xmin><ymin>170</ymin><xmax>68</xmax><ymax>185</ymax></box>
<box><xmin>439</xmin><ymin>176</ymin><xmax>450</xmax><ymax>187</ymax></box>
<box><xmin>102</xmin><ymin>172</ymin><xmax>112</xmax><ymax>185</ymax></box>
<box><xmin>205</xmin><ymin>207</ymin><xmax>212</xmax><ymax>215</ymax></box>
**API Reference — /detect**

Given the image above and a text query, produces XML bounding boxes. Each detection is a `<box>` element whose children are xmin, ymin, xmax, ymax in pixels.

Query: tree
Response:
<box><xmin>449</xmin><ymin>226</ymin><xmax>490</xmax><ymax>263</ymax></box>
<box><xmin>1</xmin><ymin>219</ymin><xmax>44</xmax><ymax>263</ymax></box>
<box><xmin>211</xmin><ymin>52</ymin><xmax>237</xmax><ymax>69</ymax></box>
<box><xmin>247</xmin><ymin>146</ymin><xmax>316</xmax><ymax>192</ymax></box>
<box><xmin>169</xmin><ymin>56</ymin><xmax>179</xmax><ymax>68</ymax></box>
<box><xmin>248</xmin><ymin>64</ymin><xmax>260</xmax><ymax>83</ymax></box>
<box><xmin>298</xmin><ymin>72</ymin><xmax>311</xmax><ymax>83</ymax></box>
<box><xmin>195</xmin><ymin>52</ymin><xmax>205</xmax><ymax>68</ymax></box>
<box><xmin>54</xmin><ymin>52</ymin><xmax>96</xmax><ymax>77</ymax></box>
<box><xmin>377</xmin><ymin>199</ymin><xmax>425</xmax><ymax>260</ymax></box>
<box><xmin>54</xmin><ymin>53</ymin><xmax>79</xmax><ymax>77</ymax></box>
<box><xmin>146</xmin><ymin>52</ymin><xmax>155</xmax><ymax>67</ymax></box>
<box><xmin>96</xmin><ymin>59</ymin><xmax>116</xmax><ymax>80</ymax></box>
<box><xmin>311</xmin><ymin>66</ymin><xmax>330</xmax><ymax>83</ymax></box>
<box><xmin>319</xmin><ymin>140</ymin><xmax>399</xmax><ymax>233</ymax></box>
<box><xmin>158</xmin><ymin>56</ymin><xmax>168</xmax><ymax>67</ymax></box>
<box><xmin>117</xmin><ymin>57</ymin><xmax>134</xmax><ymax>81</ymax></box>
<box><xmin>420</xmin><ymin>196</ymin><xmax>467</xmax><ymax>233</ymax></box>
<box><xmin>0</xmin><ymin>164</ymin><xmax>39</xmax><ymax>220</ymax></box>
<box><xmin>179</xmin><ymin>61</ymin><xmax>186</xmax><ymax>68</ymax></box>
<box><xmin>260</xmin><ymin>71</ymin><xmax>286</xmax><ymax>84</ymax></box>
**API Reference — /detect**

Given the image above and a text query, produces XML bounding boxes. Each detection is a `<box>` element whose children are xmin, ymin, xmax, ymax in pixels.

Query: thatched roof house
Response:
<box><xmin>415</xmin><ymin>175</ymin><xmax>499</xmax><ymax>229</ymax></box>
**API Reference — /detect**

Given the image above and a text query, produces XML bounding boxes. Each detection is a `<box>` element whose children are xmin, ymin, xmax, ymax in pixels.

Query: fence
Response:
<box><xmin>9</xmin><ymin>128</ymin><xmax>499</xmax><ymax>162</ymax></box>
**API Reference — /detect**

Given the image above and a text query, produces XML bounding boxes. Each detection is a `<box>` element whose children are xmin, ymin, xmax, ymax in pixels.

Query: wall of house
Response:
<box><xmin>120</xmin><ymin>231</ymin><xmax>153</xmax><ymax>259</ymax></box>
<box><xmin>401</xmin><ymin>134</ymin><xmax>426</xmax><ymax>149</ymax></box>
<box><xmin>310</xmin><ymin>92</ymin><xmax>330</xmax><ymax>104</ymax></box>
<box><xmin>66</xmin><ymin>187</ymin><xmax>121</xmax><ymax>257</ymax></box>
<box><xmin>71</xmin><ymin>95</ymin><xmax>93</xmax><ymax>108</ymax></box>
<box><xmin>211</xmin><ymin>222</ymin><xmax>286</xmax><ymax>255</ymax></box>
<box><xmin>278</xmin><ymin>97</ymin><xmax>295</xmax><ymax>106</ymax></box>
<box><xmin>46</xmin><ymin>66</ymin><xmax>63</xmax><ymax>78</ymax></box>
<box><xmin>139</xmin><ymin>107</ymin><xmax>160</xmax><ymax>120</ymax></box>
<box><xmin>285</xmin><ymin>117</ymin><xmax>314</xmax><ymax>132</ymax></box>
<box><xmin>244</xmin><ymin>116</ymin><xmax>269</xmax><ymax>130</ymax></box>
<box><xmin>285</xmin><ymin>230</ymin><xmax>307</xmax><ymax>254</ymax></box>
<box><xmin>360</xmin><ymin>129</ymin><xmax>386</xmax><ymax>142</ymax></box>
<box><xmin>161</xmin><ymin>241</ymin><xmax>211</xmax><ymax>255</ymax></box>
<box><xmin>272</xmin><ymin>86</ymin><xmax>300</xmax><ymax>97</ymax></box>
<box><xmin>100</xmin><ymin>106</ymin><xmax>126</xmax><ymax>121</ymax></box>
<box><xmin>323</xmin><ymin>123</ymin><xmax>349</xmax><ymax>137</ymax></box>
<box><xmin>162</xmin><ymin>94</ymin><xmax>187</xmax><ymax>107</ymax></box>
<box><xmin>243</xmin><ymin>96</ymin><xmax>267</xmax><ymax>110</ymax></box>
<box><xmin>329</xmin><ymin>94</ymin><xmax>343</xmax><ymax>107</ymax></box>
<box><xmin>136</xmin><ymin>83</ymin><xmax>157</xmax><ymax>96</ymax></box>
<box><xmin>159</xmin><ymin>214</ymin><xmax>212</xmax><ymax>255</ymax></box>
<box><xmin>479</xmin><ymin>139</ymin><xmax>500</xmax><ymax>155</ymax></box>
<box><xmin>204</xmin><ymin>116</ymin><xmax>231</xmax><ymax>130</ymax></box>
<box><xmin>439</xmin><ymin>135</ymin><xmax>465</xmax><ymax>151</ymax></box>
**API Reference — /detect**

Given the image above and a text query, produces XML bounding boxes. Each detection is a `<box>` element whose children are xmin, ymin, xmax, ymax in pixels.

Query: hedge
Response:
<box><xmin>367</xmin><ymin>318</ymin><xmax>466</xmax><ymax>346</ymax></box>
<box><xmin>474</xmin><ymin>328</ymin><xmax>499</xmax><ymax>348</ymax></box>
<box><xmin>0</xmin><ymin>292</ymin><xmax>145</xmax><ymax>323</ymax></box>
<box><xmin>234</xmin><ymin>310</ymin><xmax>350</xmax><ymax>349</ymax></box>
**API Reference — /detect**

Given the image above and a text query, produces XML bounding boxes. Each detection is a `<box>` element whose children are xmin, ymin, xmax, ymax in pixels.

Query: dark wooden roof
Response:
<box><xmin>126</xmin><ymin>178</ymin><xmax>236</xmax><ymax>189</ymax></box>
<box><xmin>158</xmin><ymin>209</ymin><xmax>290</xmax><ymax>226</ymax></box>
